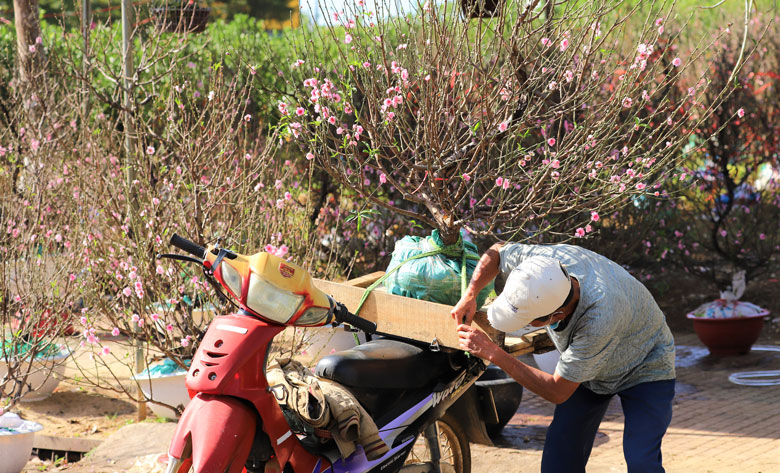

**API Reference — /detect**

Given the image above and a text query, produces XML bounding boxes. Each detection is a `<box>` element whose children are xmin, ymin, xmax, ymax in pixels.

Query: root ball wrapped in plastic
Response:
<box><xmin>383</xmin><ymin>230</ymin><xmax>494</xmax><ymax>309</ymax></box>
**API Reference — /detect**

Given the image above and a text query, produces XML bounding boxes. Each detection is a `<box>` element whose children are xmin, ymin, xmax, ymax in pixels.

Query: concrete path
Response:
<box><xmin>35</xmin><ymin>334</ymin><xmax>780</xmax><ymax>473</ymax></box>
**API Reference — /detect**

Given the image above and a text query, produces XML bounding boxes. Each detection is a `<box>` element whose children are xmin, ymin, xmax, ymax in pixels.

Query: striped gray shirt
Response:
<box><xmin>499</xmin><ymin>243</ymin><xmax>676</xmax><ymax>394</ymax></box>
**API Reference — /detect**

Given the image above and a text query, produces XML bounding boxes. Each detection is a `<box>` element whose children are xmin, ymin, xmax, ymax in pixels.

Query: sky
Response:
<box><xmin>299</xmin><ymin>0</ymin><xmax>423</xmax><ymax>24</ymax></box>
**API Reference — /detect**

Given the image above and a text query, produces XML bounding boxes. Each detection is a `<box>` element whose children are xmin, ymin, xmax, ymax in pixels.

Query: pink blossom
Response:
<box><xmin>737</xmin><ymin>108</ymin><xmax>745</xmax><ymax>118</ymax></box>
<box><xmin>102</xmin><ymin>346</ymin><xmax>111</xmax><ymax>356</ymax></box>
<box><xmin>547</xmin><ymin>138</ymin><xmax>556</xmax><ymax>147</ymax></box>
<box><xmin>636</xmin><ymin>183</ymin><xmax>646</xmax><ymax>190</ymax></box>
<box><xmin>622</xmin><ymin>97</ymin><xmax>633</xmax><ymax>108</ymax></box>
<box><xmin>658</xmin><ymin>25</ymin><xmax>664</xmax><ymax>35</ymax></box>
<box><xmin>328</xmin><ymin>116</ymin><xmax>337</xmax><ymax>125</ymax></box>
<box><xmin>541</xmin><ymin>37</ymin><xmax>551</xmax><ymax>47</ymax></box>
<box><xmin>69</xmin><ymin>273</ymin><xmax>77</xmax><ymax>282</ymax></box>
<box><xmin>306</xmin><ymin>152</ymin><xmax>315</xmax><ymax>161</ymax></box>
<box><xmin>495</xmin><ymin>177</ymin><xmax>504</xmax><ymax>187</ymax></box>
<box><xmin>244</xmin><ymin>114</ymin><xmax>252</xmax><ymax>122</ymax></box>
<box><xmin>379</xmin><ymin>173</ymin><xmax>387</xmax><ymax>184</ymax></box>
<box><xmin>181</xmin><ymin>337</ymin><xmax>190</xmax><ymax>347</ymax></box>
<box><xmin>80</xmin><ymin>316</ymin><xmax>88</xmax><ymax>325</ymax></box>
<box><xmin>296</xmin><ymin>107</ymin><xmax>305</xmax><ymax>116</ymax></box>
<box><xmin>498</xmin><ymin>121</ymin><xmax>508</xmax><ymax>132</ymax></box>
<box><xmin>759</xmin><ymin>233</ymin><xmax>766</xmax><ymax>240</ymax></box>
<box><xmin>284</xmin><ymin>191</ymin><xmax>292</xmax><ymax>200</ymax></box>
<box><xmin>146</xmin><ymin>146</ymin><xmax>155</xmax><ymax>155</ymax></box>
<box><xmin>585</xmin><ymin>224</ymin><xmax>593</xmax><ymax>233</ymax></box>
<box><xmin>559</xmin><ymin>38</ymin><xmax>569</xmax><ymax>51</ymax></box>
<box><xmin>463</xmin><ymin>174</ymin><xmax>471</xmax><ymax>182</ymax></box>
<box><xmin>387</xmin><ymin>112</ymin><xmax>395</xmax><ymax>120</ymax></box>
<box><xmin>655</xmin><ymin>17</ymin><xmax>664</xmax><ymax>26</ymax></box>
<box><xmin>166</xmin><ymin>324</ymin><xmax>174</xmax><ymax>332</ymax></box>
<box><xmin>344</xmin><ymin>34</ymin><xmax>353</xmax><ymax>44</ymax></box>
<box><xmin>672</xmin><ymin>57</ymin><xmax>682</xmax><ymax>67</ymax></box>
<box><xmin>275</xmin><ymin>245</ymin><xmax>289</xmax><ymax>257</ymax></box>
<box><xmin>550</xmin><ymin>159</ymin><xmax>560</xmax><ymax>169</ymax></box>
<box><xmin>720</xmin><ymin>230</ymin><xmax>727</xmax><ymax>237</ymax></box>
<box><xmin>575</xmin><ymin>228</ymin><xmax>586</xmax><ymax>238</ymax></box>
<box><xmin>591</xmin><ymin>211</ymin><xmax>600</xmax><ymax>221</ymax></box>
<box><xmin>151</xmin><ymin>313</ymin><xmax>160</xmax><ymax>322</ymax></box>
<box><xmin>122</xmin><ymin>287</ymin><xmax>132</xmax><ymax>297</ymax></box>
<box><xmin>112</xmin><ymin>327</ymin><xmax>120</xmax><ymax>336</ymax></box>
<box><xmin>28</xmin><ymin>44</ymin><xmax>36</xmax><ymax>53</ymax></box>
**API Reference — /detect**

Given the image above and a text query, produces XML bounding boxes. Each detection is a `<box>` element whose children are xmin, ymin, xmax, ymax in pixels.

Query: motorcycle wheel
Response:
<box><xmin>404</xmin><ymin>413</ymin><xmax>471</xmax><ymax>473</ymax></box>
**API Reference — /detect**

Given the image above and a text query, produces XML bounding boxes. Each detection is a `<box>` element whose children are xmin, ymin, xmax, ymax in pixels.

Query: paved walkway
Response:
<box><xmin>473</xmin><ymin>333</ymin><xmax>780</xmax><ymax>473</ymax></box>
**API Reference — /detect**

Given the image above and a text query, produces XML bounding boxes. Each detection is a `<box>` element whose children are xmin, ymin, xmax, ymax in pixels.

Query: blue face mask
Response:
<box><xmin>549</xmin><ymin>321</ymin><xmax>560</xmax><ymax>330</ymax></box>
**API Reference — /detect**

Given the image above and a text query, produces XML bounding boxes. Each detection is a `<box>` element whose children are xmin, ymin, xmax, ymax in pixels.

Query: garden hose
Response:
<box><xmin>727</xmin><ymin>346</ymin><xmax>780</xmax><ymax>386</ymax></box>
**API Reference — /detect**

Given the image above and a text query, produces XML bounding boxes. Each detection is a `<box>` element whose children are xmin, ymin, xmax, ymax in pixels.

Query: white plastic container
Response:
<box><xmin>0</xmin><ymin>415</ymin><xmax>43</xmax><ymax>473</ymax></box>
<box><xmin>303</xmin><ymin>326</ymin><xmax>367</xmax><ymax>360</ymax></box>
<box><xmin>133</xmin><ymin>359</ymin><xmax>190</xmax><ymax>419</ymax></box>
<box><xmin>533</xmin><ymin>349</ymin><xmax>561</xmax><ymax>375</ymax></box>
<box><xmin>0</xmin><ymin>349</ymin><xmax>69</xmax><ymax>402</ymax></box>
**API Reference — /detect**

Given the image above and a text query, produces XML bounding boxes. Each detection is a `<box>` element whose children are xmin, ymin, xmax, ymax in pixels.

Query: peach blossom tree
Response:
<box><xmin>275</xmin><ymin>0</ymin><xmax>752</xmax><ymax>245</ymax></box>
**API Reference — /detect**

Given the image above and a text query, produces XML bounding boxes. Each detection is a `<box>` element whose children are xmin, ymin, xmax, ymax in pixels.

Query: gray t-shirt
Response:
<box><xmin>499</xmin><ymin>243</ymin><xmax>675</xmax><ymax>394</ymax></box>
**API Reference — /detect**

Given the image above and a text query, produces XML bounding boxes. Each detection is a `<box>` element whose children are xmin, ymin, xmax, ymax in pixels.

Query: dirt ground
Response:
<box><xmin>16</xmin><ymin>267</ymin><xmax>780</xmax><ymax>471</ymax></box>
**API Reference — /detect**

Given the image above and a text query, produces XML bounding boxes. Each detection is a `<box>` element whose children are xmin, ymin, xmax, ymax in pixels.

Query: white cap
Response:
<box><xmin>487</xmin><ymin>256</ymin><xmax>571</xmax><ymax>332</ymax></box>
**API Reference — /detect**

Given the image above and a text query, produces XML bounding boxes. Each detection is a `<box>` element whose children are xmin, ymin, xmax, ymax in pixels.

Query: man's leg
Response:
<box><xmin>619</xmin><ymin>379</ymin><xmax>676</xmax><ymax>473</ymax></box>
<box><xmin>541</xmin><ymin>385</ymin><xmax>613</xmax><ymax>473</ymax></box>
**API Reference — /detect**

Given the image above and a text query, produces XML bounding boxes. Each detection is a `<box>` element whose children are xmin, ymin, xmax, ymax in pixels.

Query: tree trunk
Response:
<box><xmin>13</xmin><ymin>0</ymin><xmax>44</xmax><ymax>85</ymax></box>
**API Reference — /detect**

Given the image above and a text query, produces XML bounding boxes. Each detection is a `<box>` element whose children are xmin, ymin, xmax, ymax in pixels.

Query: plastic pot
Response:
<box><xmin>0</xmin><ymin>418</ymin><xmax>42</xmax><ymax>473</ymax></box>
<box><xmin>133</xmin><ymin>360</ymin><xmax>191</xmax><ymax>419</ymax></box>
<box><xmin>0</xmin><ymin>350</ymin><xmax>69</xmax><ymax>402</ymax></box>
<box><xmin>687</xmin><ymin>312</ymin><xmax>768</xmax><ymax>356</ymax></box>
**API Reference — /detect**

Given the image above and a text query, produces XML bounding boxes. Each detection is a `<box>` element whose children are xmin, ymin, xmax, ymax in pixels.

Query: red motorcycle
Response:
<box><xmin>159</xmin><ymin>234</ymin><xmax>488</xmax><ymax>473</ymax></box>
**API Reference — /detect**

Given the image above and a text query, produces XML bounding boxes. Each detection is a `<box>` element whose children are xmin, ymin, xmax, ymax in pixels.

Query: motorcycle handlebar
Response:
<box><xmin>333</xmin><ymin>302</ymin><xmax>377</xmax><ymax>334</ymax></box>
<box><xmin>170</xmin><ymin>234</ymin><xmax>206</xmax><ymax>259</ymax></box>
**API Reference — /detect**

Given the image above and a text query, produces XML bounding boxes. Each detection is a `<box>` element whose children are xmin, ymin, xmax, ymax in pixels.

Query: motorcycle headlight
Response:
<box><xmin>246</xmin><ymin>273</ymin><xmax>304</xmax><ymax>324</ymax></box>
<box><xmin>295</xmin><ymin>306</ymin><xmax>332</xmax><ymax>326</ymax></box>
<box><xmin>220</xmin><ymin>262</ymin><xmax>243</xmax><ymax>298</ymax></box>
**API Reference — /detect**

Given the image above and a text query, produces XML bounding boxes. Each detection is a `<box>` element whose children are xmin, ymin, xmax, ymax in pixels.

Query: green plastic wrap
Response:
<box><xmin>383</xmin><ymin>230</ymin><xmax>494</xmax><ymax>309</ymax></box>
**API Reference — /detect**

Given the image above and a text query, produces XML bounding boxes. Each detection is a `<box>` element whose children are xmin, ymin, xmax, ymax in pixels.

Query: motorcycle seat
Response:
<box><xmin>315</xmin><ymin>338</ymin><xmax>458</xmax><ymax>390</ymax></box>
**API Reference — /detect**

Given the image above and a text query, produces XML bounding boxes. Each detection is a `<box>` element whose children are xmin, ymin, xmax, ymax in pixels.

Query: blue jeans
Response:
<box><xmin>541</xmin><ymin>379</ymin><xmax>675</xmax><ymax>473</ymax></box>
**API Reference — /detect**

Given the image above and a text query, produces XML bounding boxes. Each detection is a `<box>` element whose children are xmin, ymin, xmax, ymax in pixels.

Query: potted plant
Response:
<box><xmin>132</xmin><ymin>358</ymin><xmax>192</xmax><ymax>419</ymax></box>
<box><xmin>0</xmin><ymin>410</ymin><xmax>43</xmax><ymax>473</ymax></box>
<box><xmin>638</xmin><ymin>20</ymin><xmax>779</xmax><ymax>355</ymax></box>
<box><xmin>685</xmin><ymin>272</ymin><xmax>770</xmax><ymax>356</ymax></box>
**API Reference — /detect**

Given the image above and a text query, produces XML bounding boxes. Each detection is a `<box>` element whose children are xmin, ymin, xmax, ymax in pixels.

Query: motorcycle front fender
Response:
<box><xmin>169</xmin><ymin>393</ymin><xmax>257</xmax><ymax>473</ymax></box>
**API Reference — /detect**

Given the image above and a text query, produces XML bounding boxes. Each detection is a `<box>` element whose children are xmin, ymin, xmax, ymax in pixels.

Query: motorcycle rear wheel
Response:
<box><xmin>403</xmin><ymin>413</ymin><xmax>471</xmax><ymax>473</ymax></box>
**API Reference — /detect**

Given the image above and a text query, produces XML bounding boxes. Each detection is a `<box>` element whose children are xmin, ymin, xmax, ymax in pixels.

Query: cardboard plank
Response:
<box><xmin>33</xmin><ymin>434</ymin><xmax>102</xmax><ymax>453</ymax></box>
<box><xmin>314</xmin><ymin>278</ymin><xmax>503</xmax><ymax>349</ymax></box>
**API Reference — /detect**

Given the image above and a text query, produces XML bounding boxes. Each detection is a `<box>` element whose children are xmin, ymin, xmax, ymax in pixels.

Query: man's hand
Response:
<box><xmin>451</xmin><ymin>295</ymin><xmax>477</xmax><ymax>325</ymax></box>
<box><xmin>457</xmin><ymin>324</ymin><xmax>499</xmax><ymax>360</ymax></box>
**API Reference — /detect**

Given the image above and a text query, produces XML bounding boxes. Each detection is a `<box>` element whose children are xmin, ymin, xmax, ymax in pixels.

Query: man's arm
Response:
<box><xmin>451</xmin><ymin>242</ymin><xmax>503</xmax><ymax>324</ymax></box>
<box><xmin>457</xmin><ymin>324</ymin><xmax>580</xmax><ymax>404</ymax></box>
